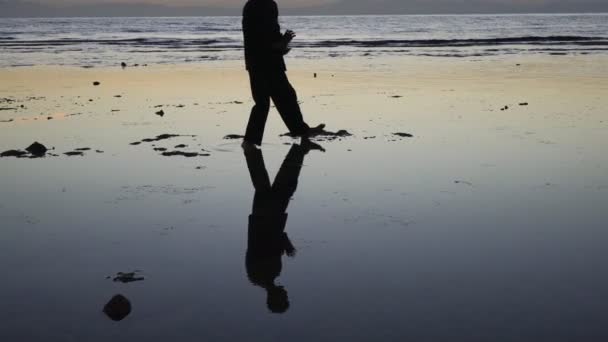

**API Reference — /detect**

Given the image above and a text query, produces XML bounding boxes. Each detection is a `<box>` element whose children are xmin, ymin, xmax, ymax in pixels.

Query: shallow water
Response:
<box><xmin>1</xmin><ymin>59</ymin><xmax>608</xmax><ymax>341</ymax></box>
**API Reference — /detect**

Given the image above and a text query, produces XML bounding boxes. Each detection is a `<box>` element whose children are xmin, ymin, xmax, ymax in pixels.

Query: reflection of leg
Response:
<box><xmin>244</xmin><ymin>147</ymin><xmax>271</xmax><ymax>193</ymax></box>
<box><xmin>272</xmin><ymin>145</ymin><xmax>305</xmax><ymax>213</ymax></box>
<box><xmin>270</xmin><ymin>71</ymin><xmax>310</xmax><ymax>136</ymax></box>
<box><xmin>245</xmin><ymin>72</ymin><xmax>271</xmax><ymax>145</ymax></box>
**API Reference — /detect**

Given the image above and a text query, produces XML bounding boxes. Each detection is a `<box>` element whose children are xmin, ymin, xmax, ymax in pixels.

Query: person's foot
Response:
<box><xmin>241</xmin><ymin>140</ymin><xmax>259</xmax><ymax>152</ymax></box>
<box><xmin>299</xmin><ymin>137</ymin><xmax>325</xmax><ymax>154</ymax></box>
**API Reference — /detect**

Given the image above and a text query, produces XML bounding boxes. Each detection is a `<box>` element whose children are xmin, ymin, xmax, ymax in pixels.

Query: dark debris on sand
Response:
<box><xmin>223</xmin><ymin>134</ymin><xmax>245</xmax><ymax>140</ymax></box>
<box><xmin>281</xmin><ymin>128</ymin><xmax>353</xmax><ymax>142</ymax></box>
<box><xmin>111</xmin><ymin>271</ymin><xmax>144</xmax><ymax>284</ymax></box>
<box><xmin>155</xmin><ymin>109</ymin><xmax>165</xmax><ymax>117</ymax></box>
<box><xmin>131</xmin><ymin>134</ymin><xmax>193</xmax><ymax>145</ymax></box>
<box><xmin>1</xmin><ymin>150</ymin><xmax>29</xmax><ymax>158</ymax></box>
<box><xmin>393</xmin><ymin>132</ymin><xmax>414</xmax><ymax>138</ymax></box>
<box><xmin>64</xmin><ymin>151</ymin><xmax>84</xmax><ymax>157</ymax></box>
<box><xmin>161</xmin><ymin>151</ymin><xmax>210</xmax><ymax>158</ymax></box>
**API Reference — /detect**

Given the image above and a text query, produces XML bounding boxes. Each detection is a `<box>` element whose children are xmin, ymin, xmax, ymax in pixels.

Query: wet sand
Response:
<box><xmin>1</xmin><ymin>55</ymin><xmax>608</xmax><ymax>341</ymax></box>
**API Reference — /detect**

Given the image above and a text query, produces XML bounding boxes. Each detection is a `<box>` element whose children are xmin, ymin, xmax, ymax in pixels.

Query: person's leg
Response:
<box><xmin>269</xmin><ymin>71</ymin><xmax>310</xmax><ymax>136</ymax></box>
<box><xmin>244</xmin><ymin>71</ymin><xmax>271</xmax><ymax>145</ymax></box>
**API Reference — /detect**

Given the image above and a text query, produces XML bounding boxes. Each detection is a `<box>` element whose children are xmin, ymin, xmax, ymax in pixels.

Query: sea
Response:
<box><xmin>1</xmin><ymin>14</ymin><xmax>608</xmax><ymax>67</ymax></box>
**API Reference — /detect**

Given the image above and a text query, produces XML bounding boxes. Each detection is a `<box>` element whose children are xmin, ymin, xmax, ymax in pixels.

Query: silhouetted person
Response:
<box><xmin>103</xmin><ymin>294</ymin><xmax>131</xmax><ymax>321</ymax></box>
<box><xmin>244</xmin><ymin>141</ymin><xmax>324</xmax><ymax>313</ymax></box>
<box><xmin>242</xmin><ymin>0</ymin><xmax>324</xmax><ymax>148</ymax></box>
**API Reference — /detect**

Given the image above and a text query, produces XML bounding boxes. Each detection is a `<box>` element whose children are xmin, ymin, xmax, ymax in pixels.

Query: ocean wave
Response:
<box><xmin>2</xmin><ymin>35</ymin><xmax>606</xmax><ymax>50</ymax></box>
<box><xmin>297</xmin><ymin>36</ymin><xmax>608</xmax><ymax>48</ymax></box>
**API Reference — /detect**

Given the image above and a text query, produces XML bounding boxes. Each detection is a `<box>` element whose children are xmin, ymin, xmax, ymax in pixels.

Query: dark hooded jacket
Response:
<box><xmin>242</xmin><ymin>0</ymin><xmax>287</xmax><ymax>71</ymax></box>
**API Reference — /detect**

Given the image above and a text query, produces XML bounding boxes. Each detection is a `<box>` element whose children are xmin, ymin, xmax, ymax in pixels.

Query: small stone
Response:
<box><xmin>93</xmin><ymin>81</ymin><xmax>100</xmax><ymax>86</ymax></box>
<box><xmin>121</xmin><ymin>62</ymin><xmax>127</xmax><ymax>68</ymax></box>
<box><xmin>156</xmin><ymin>110</ymin><xmax>165</xmax><ymax>117</ymax></box>
<box><xmin>26</xmin><ymin>142</ymin><xmax>48</xmax><ymax>157</ymax></box>
<box><xmin>103</xmin><ymin>295</ymin><xmax>131</xmax><ymax>322</ymax></box>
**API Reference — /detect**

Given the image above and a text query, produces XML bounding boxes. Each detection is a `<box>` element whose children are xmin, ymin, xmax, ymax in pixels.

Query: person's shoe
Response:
<box><xmin>241</xmin><ymin>140</ymin><xmax>259</xmax><ymax>152</ymax></box>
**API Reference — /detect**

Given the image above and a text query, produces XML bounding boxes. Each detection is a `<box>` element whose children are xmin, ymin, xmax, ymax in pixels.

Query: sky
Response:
<box><xmin>1</xmin><ymin>0</ymin><xmax>608</xmax><ymax>17</ymax></box>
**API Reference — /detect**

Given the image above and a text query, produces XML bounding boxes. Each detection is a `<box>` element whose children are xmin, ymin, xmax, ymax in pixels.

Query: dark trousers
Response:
<box><xmin>245</xmin><ymin>70</ymin><xmax>309</xmax><ymax>145</ymax></box>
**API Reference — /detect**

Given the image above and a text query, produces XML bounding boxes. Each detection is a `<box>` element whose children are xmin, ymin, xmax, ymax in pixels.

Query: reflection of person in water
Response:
<box><xmin>244</xmin><ymin>141</ymin><xmax>323</xmax><ymax>313</ymax></box>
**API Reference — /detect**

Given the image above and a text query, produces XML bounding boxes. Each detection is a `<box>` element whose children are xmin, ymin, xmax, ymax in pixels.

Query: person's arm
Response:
<box><xmin>264</xmin><ymin>1</ymin><xmax>294</xmax><ymax>54</ymax></box>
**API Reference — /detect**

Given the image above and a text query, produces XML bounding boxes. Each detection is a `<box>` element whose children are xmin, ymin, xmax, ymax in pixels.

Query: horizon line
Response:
<box><xmin>2</xmin><ymin>12</ymin><xmax>608</xmax><ymax>19</ymax></box>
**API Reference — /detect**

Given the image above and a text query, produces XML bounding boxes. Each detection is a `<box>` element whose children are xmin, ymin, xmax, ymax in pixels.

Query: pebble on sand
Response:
<box><xmin>156</xmin><ymin>109</ymin><xmax>165</xmax><ymax>117</ymax></box>
<box><xmin>93</xmin><ymin>81</ymin><xmax>100</xmax><ymax>86</ymax></box>
<box><xmin>103</xmin><ymin>295</ymin><xmax>131</xmax><ymax>322</ymax></box>
<box><xmin>26</xmin><ymin>142</ymin><xmax>48</xmax><ymax>157</ymax></box>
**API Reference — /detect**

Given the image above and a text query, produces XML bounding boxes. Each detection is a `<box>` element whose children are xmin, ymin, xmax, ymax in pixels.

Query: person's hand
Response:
<box><xmin>284</xmin><ymin>30</ymin><xmax>296</xmax><ymax>43</ymax></box>
<box><xmin>282</xmin><ymin>47</ymin><xmax>291</xmax><ymax>55</ymax></box>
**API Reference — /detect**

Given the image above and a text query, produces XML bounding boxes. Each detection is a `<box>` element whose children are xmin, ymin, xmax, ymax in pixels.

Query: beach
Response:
<box><xmin>1</xmin><ymin>53</ymin><xmax>608</xmax><ymax>340</ymax></box>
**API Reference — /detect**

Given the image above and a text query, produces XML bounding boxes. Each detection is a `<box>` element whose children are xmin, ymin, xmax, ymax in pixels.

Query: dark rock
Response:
<box><xmin>103</xmin><ymin>295</ymin><xmax>131</xmax><ymax>322</ymax></box>
<box><xmin>93</xmin><ymin>81</ymin><xmax>100</xmax><ymax>86</ymax></box>
<box><xmin>1</xmin><ymin>149</ymin><xmax>28</xmax><ymax>158</ymax></box>
<box><xmin>75</xmin><ymin>147</ymin><xmax>91</xmax><ymax>151</ymax></box>
<box><xmin>130</xmin><ymin>141</ymin><xmax>142</xmax><ymax>146</ymax></box>
<box><xmin>26</xmin><ymin>142</ymin><xmax>48</xmax><ymax>157</ymax></box>
<box><xmin>390</xmin><ymin>95</ymin><xmax>403</xmax><ymax>98</ymax></box>
<box><xmin>155</xmin><ymin>110</ymin><xmax>165</xmax><ymax>117</ymax></box>
<box><xmin>96</xmin><ymin>150</ymin><xmax>104</xmax><ymax>153</ymax></box>
<box><xmin>393</xmin><ymin>132</ymin><xmax>414</xmax><ymax>138</ymax></box>
<box><xmin>223</xmin><ymin>134</ymin><xmax>245</xmax><ymax>140</ymax></box>
<box><xmin>153</xmin><ymin>147</ymin><xmax>167</xmax><ymax>152</ymax></box>
<box><xmin>121</xmin><ymin>62</ymin><xmax>127</xmax><ymax>68</ymax></box>
<box><xmin>519</xmin><ymin>102</ymin><xmax>529</xmax><ymax>106</ymax></box>
<box><xmin>47</xmin><ymin>117</ymin><xmax>53</xmax><ymax>120</ymax></box>
<box><xmin>114</xmin><ymin>95</ymin><xmax>122</xmax><ymax>98</ymax></box>
<box><xmin>64</xmin><ymin>151</ymin><xmax>84</xmax><ymax>157</ymax></box>
<box><xmin>0</xmin><ymin>119</ymin><xmax>14</xmax><ymax>123</ymax></box>
<box><xmin>174</xmin><ymin>144</ymin><xmax>187</xmax><ymax>148</ymax></box>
